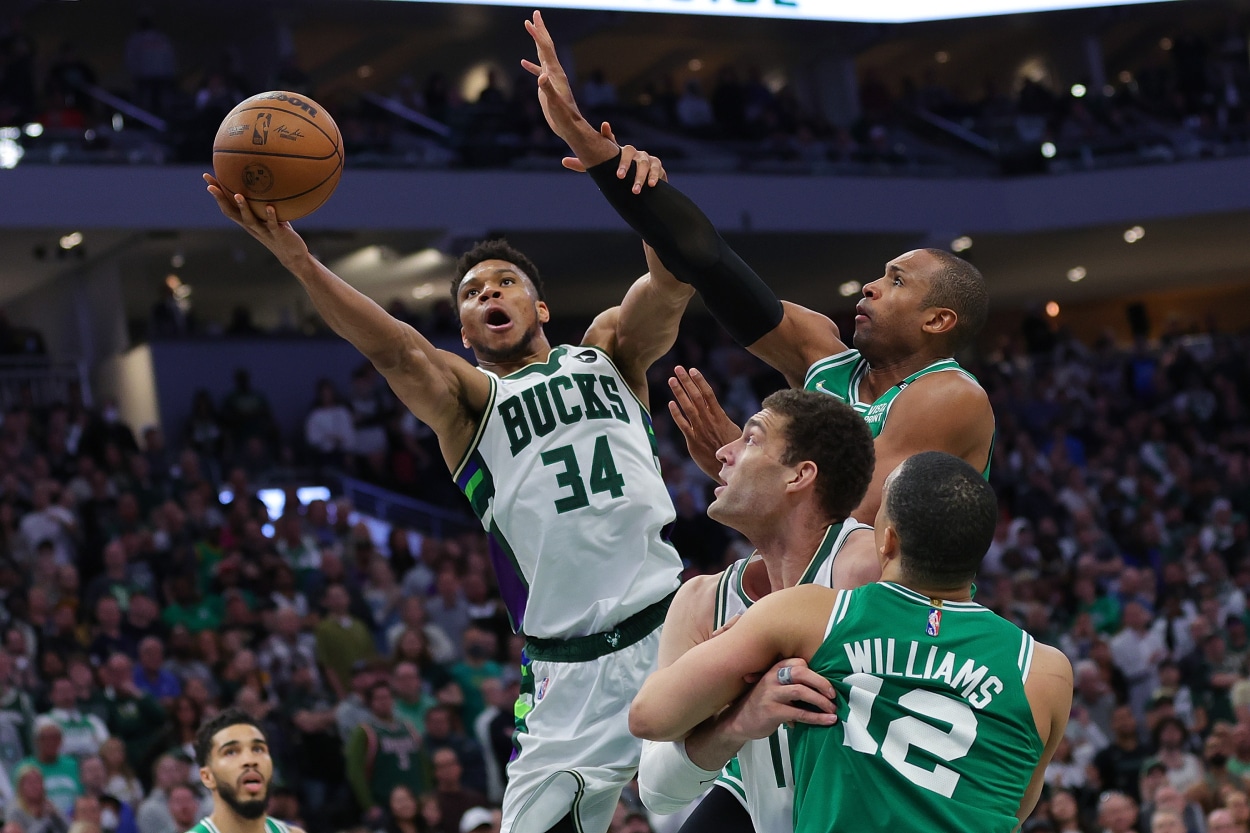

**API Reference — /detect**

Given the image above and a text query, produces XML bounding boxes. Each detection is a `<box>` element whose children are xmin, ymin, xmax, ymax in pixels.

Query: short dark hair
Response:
<box><xmin>886</xmin><ymin>451</ymin><xmax>997</xmax><ymax>587</ymax></box>
<box><xmin>920</xmin><ymin>249</ymin><xmax>988</xmax><ymax>351</ymax></box>
<box><xmin>193</xmin><ymin>707</ymin><xmax>265</xmax><ymax>766</ymax></box>
<box><xmin>450</xmin><ymin>239</ymin><xmax>545</xmax><ymax>315</ymax></box>
<box><xmin>760</xmin><ymin>389</ymin><xmax>875</xmax><ymax>522</ymax></box>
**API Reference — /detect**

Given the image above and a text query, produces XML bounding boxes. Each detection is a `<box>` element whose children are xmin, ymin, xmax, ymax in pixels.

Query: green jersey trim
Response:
<box><xmin>500</xmin><ymin>345</ymin><xmax>570</xmax><ymax>380</ymax></box>
<box><xmin>1018</xmin><ymin>632</ymin><xmax>1036</xmax><ymax>680</ymax></box>
<box><xmin>452</xmin><ymin>373</ymin><xmax>499</xmax><ymax>481</ymax></box>
<box><xmin>877</xmin><ymin>581</ymin><xmax>990</xmax><ymax>612</ymax></box>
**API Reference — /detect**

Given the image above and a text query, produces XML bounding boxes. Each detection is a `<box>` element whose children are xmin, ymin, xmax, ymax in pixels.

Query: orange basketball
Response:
<box><xmin>212</xmin><ymin>91</ymin><xmax>343</xmax><ymax>222</ymax></box>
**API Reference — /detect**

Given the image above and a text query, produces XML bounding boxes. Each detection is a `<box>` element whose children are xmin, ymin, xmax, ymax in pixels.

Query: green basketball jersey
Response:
<box><xmin>711</xmin><ymin>520</ymin><xmax>871</xmax><ymax>833</ymax></box>
<box><xmin>362</xmin><ymin>719</ymin><xmax>427</xmax><ymax>803</ymax></box>
<box><xmin>453</xmin><ymin>345</ymin><xmax>682</xmax><ymax>638</ymax></box>
<box><xmin>189</xmin><ymin>817</ymin><xmax>292</xmax><ymax>833</ymax></box>
<box><xmin>803</xmin><ymin>350</ymin><xmax>992</xmax><ymax>478</ymax></box>
<box><xmin>791</xmin><ymin>582</ymin><xmax>1042</xmax><ymax>833</ymax></box>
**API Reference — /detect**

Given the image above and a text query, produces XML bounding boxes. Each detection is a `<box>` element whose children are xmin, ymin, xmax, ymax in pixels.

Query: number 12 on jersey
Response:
<box><xmin>841</xmin><ymin>673</ymin><xmax>978</xmax><ymax>798</ymax></box>
<box><xmin>540</xmin><ymin>434</ymin><xmax>626</xmax><ymax>513</ymax></box>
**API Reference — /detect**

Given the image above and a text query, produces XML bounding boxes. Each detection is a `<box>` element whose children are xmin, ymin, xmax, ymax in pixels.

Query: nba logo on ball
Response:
<box><xmin>535</xmin><ymin>677</ymin><xmax>550</xmax><ymax>702</ymax></box>
<box><xmin>926</xmin><ymin>608</ymin><xmax>942</xmax><ymax>637</ymax></box>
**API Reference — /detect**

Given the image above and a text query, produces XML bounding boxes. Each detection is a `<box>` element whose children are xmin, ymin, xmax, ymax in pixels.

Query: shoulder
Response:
<box><xmin>580</xmin><ymin>308</ymin><xmax>621</xmax><ymax>354</ymax></box>
<box><xmin>1026</xmin><ymin>643</ymin><xmax>1074</xmax><ymax>701</ymax></box>
<box><xmin>896</xmin><ymin>366</ymin><xmax>990</xmax><ymax>414</ymax></box>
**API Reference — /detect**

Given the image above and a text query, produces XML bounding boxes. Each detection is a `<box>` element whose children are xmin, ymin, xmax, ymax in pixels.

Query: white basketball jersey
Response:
<box><xmin>712</xmin><ymin>520</ymin><xmax>871</xmax><ymax>833</ymax></box>
<box><xmin>453</xmin><ymin>345</ymin><xmax>682</xmax><ymax>639</ymax></box>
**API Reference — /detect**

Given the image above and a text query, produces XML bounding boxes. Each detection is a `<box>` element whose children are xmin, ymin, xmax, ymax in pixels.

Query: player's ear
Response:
<box><xmin>461</xmin><ymin>325</ymin><xmax>471</xmax><ymax>350</ymax></box>
<box><xmin>921</xmin><ymin>306</ymin><xmax>957</xmax><ymax>337</ymax></box>
<box><xmin>199</xmin><ymin>765</ymin><xmax>214</xmax><ymax>791</ymax></box>
<box><xmin>536</xmin><ymin>300</ymin><xmax>550</xmax><ymax>324</ymax></box>
<box><xmin>788</xmin><ymin>460</ymin><xmax>817</xmax><ymax>495</ymax></box>
<box><xmin>879</xmin><ymin>525</ymin><xmax>900</xmax><ymax>567</ymax></box>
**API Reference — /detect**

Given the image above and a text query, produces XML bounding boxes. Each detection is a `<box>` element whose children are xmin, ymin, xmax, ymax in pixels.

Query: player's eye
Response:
<box><xmin>893</xmin><ymin>277</ymin><xmax>903</xmax><ymax>286</ymax></box>
<box><xmin>502</xmin><ymin>277</ymin><xmax>514</xmax><ymax>285</ymax></box>
<box><xmin>465</xmin><ymin>288</ymin><xmax>478</xmax><ymax>298</ymax></box>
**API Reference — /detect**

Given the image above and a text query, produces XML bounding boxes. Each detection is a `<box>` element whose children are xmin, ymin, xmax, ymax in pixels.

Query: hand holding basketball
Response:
<box><xmin>212</xmin><ymin>90</ymin><xmax>343</xmax><ymax>222</ymax></box>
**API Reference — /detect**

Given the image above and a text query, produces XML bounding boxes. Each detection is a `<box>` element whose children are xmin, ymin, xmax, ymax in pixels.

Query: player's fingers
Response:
<box><xmin>667</xmin><ymin>401</ymin><xmax>694</xmax><ymax>437</ymax></box>
<box><xmin>561</xmin><ymin>157</ymin><xmax>587</xmax><ymax>172</ymax></box>
<box><xmin>631</xmin><ymin>153</ymin><xmax>651</xmax><ymax>193</ymax></box>
<box><xmin>649</xmin><ymin>160</ymin><xmax>665</xmax><ymax>186</ymax></box>
<box><xmin>778</xmin><ymin>668</ymin><xmax>836</xmax><ymax>703</ymax></box>
<box><xmin>688</xmin><ymin>367</ymin><xmax>719</xmax><ymax>400</ymax></box>
<box><xmin>668</xmin><ymin>373</ymin><xmax>700</xmax><ymax>416</ymax></box>
<box><xmin>711</xmin><ymin>614</ymin><xmax>742</xmax><ymax>637</ymax></box>
<box><xmin>774</xmin><ymin>684</ymin><xmax>836</xmax><ymax>714</ymax></box>
<box><xmin>599</xmin><ymin>121</ymin><xmax>617</xmax><ymax>143</ymax></box>
<box><xmin>617</xmin><ymin>144</ymin><xmax>636</xmax><ymax>178</ymax></box>
<box><xmin>780</xmin><ymin>705</ymin><xmax>838</xmax><ymax>726</ymax></box>
<box><xmin>520</xmin><ymin>59</ymin><xmax>542</xmax><ymax>77</ymax></box>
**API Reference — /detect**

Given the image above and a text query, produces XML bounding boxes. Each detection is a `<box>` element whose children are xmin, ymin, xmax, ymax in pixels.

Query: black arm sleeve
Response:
<box><xmin>587</xmin><ymin>153</ymin><xmax>784</xmax><ymax>347</ymax></box>
<box><xmin>677</xmin><ymin>784</ymin><xmax>755</xmax><ymax>833</ymax></box>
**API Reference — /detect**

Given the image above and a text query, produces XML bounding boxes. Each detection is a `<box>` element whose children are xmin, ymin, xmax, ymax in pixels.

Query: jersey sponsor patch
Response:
<box><xmin>926</xmin><ymin>608</ymin><xmax>942</xmax><ymax>637</ymax></box>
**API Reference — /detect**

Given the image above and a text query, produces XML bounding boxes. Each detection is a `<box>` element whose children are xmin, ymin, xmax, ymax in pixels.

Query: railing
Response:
<box><xmin>339</xmin><ymin>474</ymin><xmax>478</xmax><ymax>540</ymax></box>
<box><xmin>0</xmin><ymin>358</ymin><xmax>87</xmax><ymax>411</ymax></box>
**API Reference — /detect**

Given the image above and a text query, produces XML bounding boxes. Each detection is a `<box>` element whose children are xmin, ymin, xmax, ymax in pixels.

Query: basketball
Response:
<box><xmin>212</xmin><ymin>91</ymin><xmax>343</xmax><ymax>222</ymax></box>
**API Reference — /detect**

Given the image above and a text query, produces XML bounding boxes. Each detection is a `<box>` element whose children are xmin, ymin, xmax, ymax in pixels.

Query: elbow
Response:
<box><xmin>629</xmin><ymin>700</ymin><xmax>677</xmax><ymax>743</ymax></box>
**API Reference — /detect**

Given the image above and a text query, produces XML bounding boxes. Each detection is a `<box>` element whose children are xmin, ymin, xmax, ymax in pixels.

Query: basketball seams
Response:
<box><xmin>226</xmin><ymin>104</ymin><xmax>339</xmax><ymax>149</ymax></box>
<box><xmin>213</xmin><ymin>147</ymin><xmax>339</xmax><ymax>162</ymax></box>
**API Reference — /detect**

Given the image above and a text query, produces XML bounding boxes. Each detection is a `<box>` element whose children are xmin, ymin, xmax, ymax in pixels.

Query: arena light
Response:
<box><xmin>59</xmin><ymin>232</ymin><xmax>84</xmax><ymax>250</ymax></box>
<box><xmin>838</xmin><ymin>281</ymin><xmax>861</xmax><ymax>297</ymax></box>
<box><xmin>1040</xmin><ymin>142</ymin><xmax>1057</xmax><ymax>158</ymax></box>
<box><xmin>381</xmin><ymin>0</ymin><xmax>1180</xmax><ymax>23</ymax></box>
<box><xmin>1045</xmin><ymin>301</ymin><xmax>1060</xmax><ymax>317</ymax></box>
<box><xmin>935</xmin><ymin>51</ymin><xmax>950</xmax><ymax>64</ymax></box>
<box><xmin>0</xmin><ymin>137</ymin><xmax>22</xmax><ymax>170</ymax></box>
<box><xmin>1123</xmin><ymin>225</ymin><xmax>1145</xmax><ymax>243</ymax></box>
<box><xmin>23</xmin><ymin>123</ymin><xmax>43</xmax><ymax>138</ymax></box>
<box><xmin>950</xmin><ymin>236</ymin><xmax>973</xmax><ymax>252</ymax></box>
<box><xmin>1066</xmin><ymin>266</ymin><xmax>1086</xmax><ymax>282</ymax></box>
<box><xmin>1070</xmin><ymin>84</ymin><xmax>1087</xmax><ymax>98</ymax></box>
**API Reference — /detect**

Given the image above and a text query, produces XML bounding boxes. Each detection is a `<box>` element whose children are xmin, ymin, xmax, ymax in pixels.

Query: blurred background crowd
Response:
<box><xmin>0</xmin><ymin>303</ymin><xmax>1248</xmax><ymax>833</ymax></box>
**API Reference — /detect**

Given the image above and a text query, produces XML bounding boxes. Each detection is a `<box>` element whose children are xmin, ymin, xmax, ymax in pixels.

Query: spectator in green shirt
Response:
<box><xmin>313</xmin><ymin>584</ymin><xmax>376</xmax><ymax>699</ymax></box>
<box><xmin>160</xmin><ymin>576</ymin><xmax>223</xmax><ymax>634</ymax></box>
<box><xmin>17</xmin><ymin>718</ymin><xmax>81</xmax><ymax>816</ymax></box>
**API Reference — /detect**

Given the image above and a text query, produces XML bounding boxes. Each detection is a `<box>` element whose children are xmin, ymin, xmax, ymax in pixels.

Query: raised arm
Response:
<box><xmin>522</xmin><ymin>13</ymin><xmax>844</xmax><ymax>384</ymax></box>
<box><xmin>582</xmin><ymin>243</ymin><xmax>694</xmax><ymax>404</ymax></box>
<box><xmin>203</xmin><ymin>175</ymin><xmax>489</xmax><ymax>462</ymax></box>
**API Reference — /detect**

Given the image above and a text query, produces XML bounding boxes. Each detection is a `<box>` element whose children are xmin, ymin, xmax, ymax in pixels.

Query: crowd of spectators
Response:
<box><xmin>2</xmin><ymin>296</ymin><xmax>1250</xmax><ymax>833</ymax></box>
<box><xmin>3</xmin><ymin>10</ymin><xmax>1250</xmax><ymax>175</ymax></box>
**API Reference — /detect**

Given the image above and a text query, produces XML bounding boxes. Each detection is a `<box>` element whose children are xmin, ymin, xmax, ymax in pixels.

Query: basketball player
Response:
<box><xmin>523</xmin><ymin>11</ymin><xmax>995</xmax><ymax>525</ymax></box>
<box><xmin>637</xmin><ymin>389</ymin><xmax>878</xmax><ymax>833</ymax></box>
<box><xmin>190</xmin><ymin>708</ymin><xmax>297</xmax><ymax>833</ymax></box>
<box><xmin>630</xmin><ymin>452</ymin><xmax>1072</xmax><ymax>833</ymax></box>
<box><xmin>205</xmin><ymin>141</ymin><xmax>690</xmax><ymax>833</ymax></box>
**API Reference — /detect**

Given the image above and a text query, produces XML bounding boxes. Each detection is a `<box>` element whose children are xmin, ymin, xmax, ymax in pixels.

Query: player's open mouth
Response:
<box><xmin>485</xmin><ymin>308</ymin><xmax>512</xmax><ymax>332</ymax></box>
<box><xmin>240</xmin><ymin>773</ymin><xmax>264</xmax><ymax>793</ymax></box>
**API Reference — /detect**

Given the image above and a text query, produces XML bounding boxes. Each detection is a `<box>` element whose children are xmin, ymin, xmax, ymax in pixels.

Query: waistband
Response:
<box><xmin>524</xmin><ymin>590</ymin><xmax>676</xmax><ymax>663</ymax></box>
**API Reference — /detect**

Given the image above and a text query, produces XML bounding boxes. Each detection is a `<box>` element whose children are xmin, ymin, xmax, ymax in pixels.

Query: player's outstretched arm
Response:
<box><xmin>668</xmin><ymin>366</ymin><xmax>740</xmax><ymax>483</ymax></box>
<box><xmin>522</xmin><ymin>12</ymin><xmax>842</xmax><ymax>384</ymax></box>
<box><xmin>630</xmin><ymin>585</ymin><xmax>836</xmax><ymax>742</ymax></box>
<box><xmin>204</xmin><ymin>175</ymin><xmax>487</xmax><ymax>442</ymax></box>
<box><xmin>584</xmin><ymin>243</ymin><xmax>694</xmax><ymax>403</ymax></box>
<box><xmin>1017</xmin><ymin>644</ymin><xmax>1074</xmax><ymax>825</ymax></box>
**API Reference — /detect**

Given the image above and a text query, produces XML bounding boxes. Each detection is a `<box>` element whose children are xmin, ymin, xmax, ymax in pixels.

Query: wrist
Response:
<box><xmin>684</xmin><ymin>714</ymin><xmax>747</xmax><ymax>771</ymax></box>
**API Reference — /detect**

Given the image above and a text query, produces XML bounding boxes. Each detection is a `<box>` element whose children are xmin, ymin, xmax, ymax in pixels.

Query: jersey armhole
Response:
<box><xmin>824</xmin><ymin>589</ymin><xmax>852</xmax><ymax>639</ymax></box>
<box><xmin>1018</xmin><ymin>632</ymin><xmax>1036</xmax><ymax>682</ymax></box>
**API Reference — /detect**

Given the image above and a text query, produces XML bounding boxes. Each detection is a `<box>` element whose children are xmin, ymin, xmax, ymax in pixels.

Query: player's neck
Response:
<box><xmin>210</xmin><ymin>806</ymin><xmax>269</xmax><ymax>833</ymax></box>
<box><xmin>859</xmin><ymin>350</ymin><xmax>949</xmax><ymax>399</ymax></box>
<box><xmin>879</xmin><ymin>563</ymin><xmax>972</xmax><ymax>602</ymax></box>
<box><xmin>475</xmin><ymin>336</ymin><xmax>553</xmax><ymax>377</ymax></box>
<box><xmin>753</xmin><ymin>518</ymin><xmax>835</xmax><ymax>594</ymax></box>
